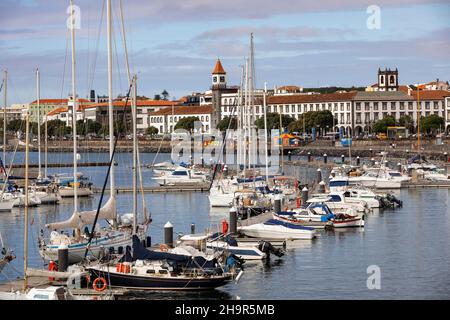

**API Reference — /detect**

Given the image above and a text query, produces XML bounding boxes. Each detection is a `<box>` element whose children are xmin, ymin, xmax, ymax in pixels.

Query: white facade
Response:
<box><xmin>149</xmin><ymin>108</ymin><xmax>212</xmax><ymax>134</ymax></box>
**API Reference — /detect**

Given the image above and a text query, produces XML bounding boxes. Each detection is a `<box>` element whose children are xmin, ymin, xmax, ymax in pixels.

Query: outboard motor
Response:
<box><xmin>258</xmin><ymin>240</ymin><xmax>285</xmax><ymax>258</ymax></box>
<box><xmin>386</xmin><ymin>194</ymin><xmax>403</xmax><ymax>208</ymax></box>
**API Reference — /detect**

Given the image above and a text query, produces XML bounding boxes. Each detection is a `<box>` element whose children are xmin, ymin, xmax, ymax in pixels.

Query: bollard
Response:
<box><xmin>323</xmin><ymin>153</ymin><xmax>328</xmax><ymax>164</ymax></box>
<box><xmin>316</xmin><ymin>168</ymin><xmax>322</xmax><ymax>184</ymax></box>
<box><xmin>118</xmin><ymin>246</ymin><xmax>124</xmax><ymax>255</ymax></box>
<box><xmin>444</xmin><ymin>152</ymin><xmax>448</xmax><ymax>162</ymax></box>
<box><xmin>370</xmin><ymin>148</ymin><xmax>373</xmax><ymax>156</ymax></box>
<box><xmin>191</xmin><ymin>223</ymin><xmax>196</xmax><ymax>234</ymax></box>
<box><xmin>201</xmin><ymin>157</ymin><xmax>204</xmax><ymax>168</ymax></box>
<box><xmin>247</xmin><ymin>208</ymin><xmax>251</xmax><ymax>220</ymax></box>
<box><xmin>397</xmin><ymin>162</ymin><xmax>402</xmax><ymax>173</ymax></box>
<box><xmin>318</xmin><ymin>181</ymin><xmax>326</xmax><ymax>194</ymax></box>
<box><xmin>307</xmin><ymin>152</ymin><xmax>311</xmax><ymax>162</ymax></box>
<box><xmin>301</xmin><ymin>187</ymin><xmax>308</xmax><ymax>206</ymax></box>
<box><xmin>274</xmin><ymin>196</ymin><xmax>282</xmax><ymax>214</ymax></box>
<box><xmin>384</xmin><ymin>160</ymin><xmax>389</xmax><ymax>168</ymax></box>
<box><xmin>341</xmin><ymin>155</ymin><xmax>345</xmax><ymax>164</ymax></box>
<box><xmin>356</xmin><ymin>156</ymin><xmax>360</xmax><ymax>166</ymax></box>
<box><xmin>58</xmin><ymin>244</ymin><xmax>69</xmax><ymax>272</ymax></box>
<box><xmin>109</xmin><ymin>247</ymin><xmax>115</xmax><ymax>255</ymax></box>
<box><xmin>288</xmin><ymin>151</ymin><xmax>292</xmax><ymax>162</ymax></box>
<box><xmin>164</xmin><ymin>221</ymin><xmax>174</xmax><ymax>248</ymax></box>
<box><xmin>371</xmin><ymin>158</ymin><xmax>375</xmax><ymax>166</ymax></box>
<box><xmin>229</xmin><ymin>208</ymin><xmax>237</xmax><ymax>235</ymax></box>
<box><xmin>146</xmin><ymin>236</ymin><xmax>152</xmax><ymax>248</ymax></box>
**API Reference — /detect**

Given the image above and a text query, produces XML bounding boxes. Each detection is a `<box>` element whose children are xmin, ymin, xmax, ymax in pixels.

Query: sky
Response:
<box><xmin>1</xmin><ymin>0</ymin><xmax>450</xmax><ymax>104</ymax></box>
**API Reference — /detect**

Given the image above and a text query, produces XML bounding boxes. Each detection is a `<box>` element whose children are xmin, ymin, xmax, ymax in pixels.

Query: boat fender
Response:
<box><xmin>92</xmin><ymin>277</ymin><xmax>107</xmax><ymax>292</ymax></box>
<box><xmin>222</xmin><ymin>219</ymin><xmax>229</xmax><ymax>234</ymax></box>
<box><xmin>235</xmin><ymin>270</ymin><xmax>244</xmax><ymax>283</ymax></box>
<box><xmin>159</xmin><ymin>244</ymin><xmax>169</xmax><ymax>252</ymax></box>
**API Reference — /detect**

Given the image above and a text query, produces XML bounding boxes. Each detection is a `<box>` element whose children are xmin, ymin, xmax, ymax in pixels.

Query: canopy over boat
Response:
<box><xmin>46</xmin><ymin>196</ymin><xmax>116</xmax><ymax>230</ymax></box>
<box><xmin>127</xmin><ymin>235</ymin><xmax>218</xmax><ymax>269</ymax></box>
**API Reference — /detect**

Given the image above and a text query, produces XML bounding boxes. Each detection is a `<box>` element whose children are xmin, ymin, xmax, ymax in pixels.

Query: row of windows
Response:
<box><xmin>354</xmin><ymin>110</ymin><xmax>443</xmax><ymax>123</ymax></box>
<box><xmin>355</xmin><ymin>101</ymin><xmax>442</xmax><ymax>111</ymax></box>
<box><xmin>150</xmin><ymin>115</ymin><xmax>210</xmax><ymax>124</ymax></box>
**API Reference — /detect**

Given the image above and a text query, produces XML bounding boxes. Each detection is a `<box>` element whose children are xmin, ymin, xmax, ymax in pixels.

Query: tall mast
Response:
<box><xmin>263</xmin><ymin>82</ymin><xmax>269</xmax><ymax>181</ymax></box>
<box><xmin>3</xmin><ymin>70</ymin><xmax>7</xmax><ymax>164</ymax></box>
<box><xmin>236</xmin><ymin>65</ymin><xmax>245</xmax><ymax>178</ymax></box>
<box><xmin>36</xmin><ymin>68</ymin><xmax>42</xmax><ymax>179</ymax></box>
<box><xmin>44</xmin><ymin>110</ymin><xmax>48</xmax><ymax>178</ymax></box>
<box><xmin>248</xmin><ymin>33</ymin><xmax>256</xmax><ymax>171</ymax></box>
<box><xmin>243</xmin><ymin>59</ymin><xmax>249</xmax><ymax>176</ymax></box>
<box><xmin>70</xmin><ymin>0</ymin><xmax>78</xmax><ymax>213</ymax></box>
<box><xmin>23</xmin><ymin>110</ymin><xmax>29</xmax><ymax>290</ymax></box>
<box><xmin>417</xmin><ymin>88</ymin><xmax>421</xmax><ymax>156</ymax></box>
<box><xmin>107</xmin><ymin>0</ymin><xmax>115</xmax><ymax>199</ymax></box>
<box><xmin>132</xmin><ymin>74</ymin><xmax>137</xmax><ymax>233</ymax></box>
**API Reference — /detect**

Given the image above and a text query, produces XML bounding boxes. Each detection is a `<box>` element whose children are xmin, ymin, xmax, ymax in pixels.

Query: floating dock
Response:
<box><xmin>93</xmin><ymin>183</ymin><xmax>211</xmax><ymax>193</ymax></box>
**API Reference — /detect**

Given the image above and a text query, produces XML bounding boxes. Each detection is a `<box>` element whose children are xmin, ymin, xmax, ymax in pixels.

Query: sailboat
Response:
<box><xmin>39</xmin><ymin>0</ymin><xmax>147</xmax><ymax>264</ymax></box>
<box><xmin>30</xmin><ymin>68</ymin><xmax>61</xmax><ymax>205</ymax></box>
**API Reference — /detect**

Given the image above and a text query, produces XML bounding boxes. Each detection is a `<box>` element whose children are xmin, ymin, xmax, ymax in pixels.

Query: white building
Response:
<box><xmin>148</xmin><ymin>105</ymin><xmax>213</xmax><ymax>134</ymax></box>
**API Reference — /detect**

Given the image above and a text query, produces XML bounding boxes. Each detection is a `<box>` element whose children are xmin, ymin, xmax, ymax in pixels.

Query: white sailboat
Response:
<box><xmin>39</xmin><ymin>0</ymin><xmax>147</xmax><ymax>264</ymax></box>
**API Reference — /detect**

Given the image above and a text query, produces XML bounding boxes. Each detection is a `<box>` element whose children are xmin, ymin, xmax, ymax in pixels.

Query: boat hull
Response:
<box><xmin>238</xmin><ymin>224</ymin><xmax>316</xmax><ymax>240</ymax></box>
<box><xmin>59</xmin><ymin>187</ymin><xmax>94</xmax><ymax>198</ymax></box>
<box><xmin>88</xmin><ymin>268</ymin><xmax>232</xmax><ymax>290</ymax></box>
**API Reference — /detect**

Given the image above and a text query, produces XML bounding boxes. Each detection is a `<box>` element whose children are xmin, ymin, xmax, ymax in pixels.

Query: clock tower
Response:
<box><xmin>211</xmin><ymin>59</ymin><xmax>227</xmax><ymax>129</ymax></box>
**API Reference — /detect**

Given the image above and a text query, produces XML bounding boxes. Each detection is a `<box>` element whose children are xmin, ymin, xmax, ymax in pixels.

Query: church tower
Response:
<box><xmin>378</xmin><ymin>68</ymin><xmax>399</xmax><ymax>91</ymax></box>
<box><xmin>211</xmin><ymin>59</ymin><xmax>227</xmax><ymax>129</ymax></box>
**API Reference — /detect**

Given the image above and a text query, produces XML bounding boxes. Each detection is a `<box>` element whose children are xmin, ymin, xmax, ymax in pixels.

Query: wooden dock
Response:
<box><xmin>93</xmin><ymin>183</ymin><xmax>211</xmax><ymax>193</ymax></box>
<box><xmin>0</xmin><ymin>276</ymin><xmax>128</xmax><ymax>299</ymax></box>
<box><xmin>403</xmin><ymin>180</ymin><xmax>450</xmax><ymax>188</ymax></box>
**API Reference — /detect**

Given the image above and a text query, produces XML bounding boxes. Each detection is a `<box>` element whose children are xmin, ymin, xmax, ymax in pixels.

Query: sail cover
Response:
<box><xmin>46</xmin><ymin>196</ymin><xmax>116</xmax><ymax>230</ymax></box>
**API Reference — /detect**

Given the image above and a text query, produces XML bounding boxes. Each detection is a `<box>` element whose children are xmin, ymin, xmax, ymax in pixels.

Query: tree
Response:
<box><xmin>421</xmin><ymin>114</ymin><xmax>444</xmax><ymax>134</ymax></box>
<box><xmin>46</xmin><ymin>119</ymin><xmax>71</xmax><ymax>137</ymax></box>
<box><xmin>76</xmin><ymin>119</ymin><xmax>102</xmax><ymax>135</ymax></box>
<box><xmin>254</xmin><ymin>113</ymin><xmax>295</xmax><ymax>131</ymax></box>
<box><xmin>161</xmin><ymin>90</ymin><xmax>169</xmax><ymax>101</ymax></box>
<box><xmin>287</xmin><ymin>110</ymin><xmax>334</xmax><ymax>134</ymax></box>
<box><xmin>216</xmin><ymin>116</ymin><xmax>237</xmax><ymax>131</ymax></box>
<box><xmin>174</xmin><ymin>116</ymin><xmax>200</xmax><ymax>132</ymax></box>
<box><xmin>147</xmin><ymin>126</ymin><xmax>159</xmax><ymax>136</ymax></box>
<box><xmin>371</xmin><ymin>116</ymin><xmax>395</xmax><ymax>134</ymax></box>
<box><xmin>398</xmin><ymin>115</ymin><xmax>414</xmax><ymax>132</ymax></box>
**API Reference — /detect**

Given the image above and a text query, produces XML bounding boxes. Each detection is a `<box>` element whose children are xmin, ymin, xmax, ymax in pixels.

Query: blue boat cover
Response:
<box><xmin>264</xmin><ymin>219</ymin><xmax>314</xmax><ymax>231</ymax></box>
<box><xmin>129</xmin><ymin>235</ymin><xmax>217</xmax><ymax>269</ymax></box>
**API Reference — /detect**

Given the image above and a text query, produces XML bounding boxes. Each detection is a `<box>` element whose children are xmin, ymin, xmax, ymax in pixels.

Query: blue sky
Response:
<box><xmin>1</xmin><ymin>0</ymin><xmax>449</xmax><ymax>104</ymax></box>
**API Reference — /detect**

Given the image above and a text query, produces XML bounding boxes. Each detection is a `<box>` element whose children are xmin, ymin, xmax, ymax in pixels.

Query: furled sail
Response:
<box><xmin>46</xmin><ymin>196</ymin><xmax>116</xmax><ymax>230</ymax></box>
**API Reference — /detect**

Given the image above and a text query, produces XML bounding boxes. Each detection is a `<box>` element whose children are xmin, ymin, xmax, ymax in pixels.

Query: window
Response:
<box><xmin>425</xmin><ymin>102</ymin><xmax>430</xmax><ymax>110</ymax></box>
<box><xmin>373</xmin><ymin>102</ymin><xmax>379</xmax><ymax>110</ymax></box>
<box><xmin>380</xmin><ymin>75</ymin><xmax>385</xmax><ymax>84</ymax></box>
<box><xmin>382</xmin><ymin>102</ymin><xmax>387</xmax><ymax>110</ymax></box>
<box><xmin>365</xmin><ymin>102</ymin><xmax>370</xmax><ymax>111</ymax></box>
<box><xmin>408</xmin><ymin>102</ymin><xmax>413</xmax><ymax>110</ymax></box>
<box><xmin>400</xmin><ymin>102</ymin><xmax>405</xmax><ymax>110</ymax></box>
<box><xmin>356</xmin><ymin>103</ymin><xmax>361</xmax><ymax>111</ymax></box>
<box><xmin>220</xmin><ymin>76</ymin><xmax>225</xmax><ymax>82</ymax></box>
<box><xmin>213</xmin><ymin>76</ymin><xmax>217</xmax><ymax>83</ymax></box>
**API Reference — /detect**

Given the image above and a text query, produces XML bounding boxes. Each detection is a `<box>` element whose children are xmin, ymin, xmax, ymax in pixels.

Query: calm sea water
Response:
<box><xmin>1</xmin><ymin>152</ymin><xmax>449</xmax><ymax>299</ymax></box>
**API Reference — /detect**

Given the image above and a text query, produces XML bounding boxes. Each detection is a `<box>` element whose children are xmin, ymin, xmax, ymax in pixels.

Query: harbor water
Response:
<box><xmin>1</xmin><ymin>152</ymin><xmax>449</xmax><ymax>299</ymax></box>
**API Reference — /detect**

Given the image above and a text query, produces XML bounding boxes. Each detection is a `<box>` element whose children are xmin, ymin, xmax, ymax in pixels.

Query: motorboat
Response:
<box><xmin>328</xmin><ymin>213</ymin><xmax>365</xmax><ymax>228</ymax></box>
<box><xmin>238</xmin><ymin>219</ymin><xmax>317</xmax><ymax>240</ymax></box>
<box><xmin>153</xmin><ymin>166</ymin><xmax>209</xmax><ymax>186</ymax></box>
<box><xmin>309</xmin><ymin>193</ymin><xmax>368</xmax><ymax>213</ymax></box>
<box><xmin>56</xmin><ymin>173</ymin><xmax>94</xmax><ymax>198</ymax></box>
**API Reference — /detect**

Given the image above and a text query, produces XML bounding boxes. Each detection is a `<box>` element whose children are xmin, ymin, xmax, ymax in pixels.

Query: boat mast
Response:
<box><xmin>263</xmin><ymin>82</ymin><xmax>269</xmax><ymax>181</ymax></box>
<box><xmin>132</xmin><ymin>74</ymin><xmax>137</xmax><ymax>233</ymax></box>
<box><xmin>248</xmin><ymin>33</ymin><xmax>256</xmax><ymax>172</ymax></box>
<box><xmin>23</xmin><ymin>110</ymin><xmax>30</xmax><ymax>290</ymax></box>
<box><xmin>36</xmin><ymin>68</ymin><xmax>42</xmax><ymax>179</ymax></box>
<box><xmin>70</xmin><ymin>0</ymin><xmax>79</xmax><ymax>215</ymax></box>
<box><xmin>107</xmin><ymin>0</ymin><xmax>116</xmax><ymax>207</ymax></box>
<box><xmin>3</xmin><ymin>70</ymin><xmax>7</xmax><ymax>164</ymax></box>
<box><xmin>236</xmin><ymin>65</ymin><xmax>244</xmax><ymax>178</ymax></box>
<box><xmin>243</xmin><ymin>58</ymin><xmax>248</xmax><ymax>177</ymax></box>
<box><xmin>44</xmin><ymin>110</ymin><xmax>48</xmax><ymax>178</ymax></box>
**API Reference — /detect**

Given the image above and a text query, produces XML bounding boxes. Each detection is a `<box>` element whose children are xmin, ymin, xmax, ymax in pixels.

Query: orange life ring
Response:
<box><xmin>159</xmin><ymin>244</ymin><xmax>169</xmax><ymax>252</ymax></box>
<box><xmin>92</xmin><ymin>277</ymin><xmax>107</xmax><ymax>292</ymax></box>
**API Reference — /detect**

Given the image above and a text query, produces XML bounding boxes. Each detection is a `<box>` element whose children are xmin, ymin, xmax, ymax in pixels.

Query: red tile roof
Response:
<box><xmin>30</xmin><ymin>98</ymin><xmax>90</xmax><ymax>105</ymax></box>
<box><xmin>82</xmin><ymin>100</ymin><xmax>181</xmax><ymax>110</ymax></box>
<box><xmin>149</xmin><ymin>106</ymin><xmax>212</xmax><ymax>116</ymax></box>
<box><xmin>409</xmin><ymin>90</ymin><xmax>450</xmax><ymax>100</ymax></box>
<box><xmin>212</xmin><ymin>59</ymin><xmax>226</xmax><ymax>75</ymax></box>
<box><xmin>267</xmin><ymin>91</ymin><xmax>357</xmax><ymax>104</ymax></box>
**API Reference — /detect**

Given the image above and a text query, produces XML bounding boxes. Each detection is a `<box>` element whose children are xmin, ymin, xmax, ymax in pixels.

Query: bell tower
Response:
<box><xmin>378</xmin><ymin>68</ymin><xmax>398</xmax><ymax>91</ymax></box>
<box><xmin>211</xmin><ymin>59</ymin><xmax>227</xmax><ymax>129</ymax></box>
